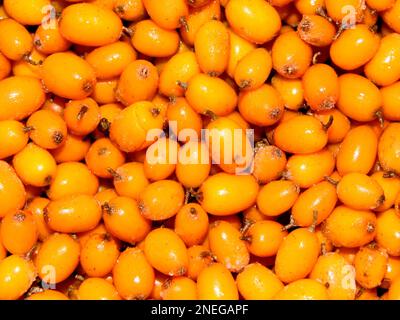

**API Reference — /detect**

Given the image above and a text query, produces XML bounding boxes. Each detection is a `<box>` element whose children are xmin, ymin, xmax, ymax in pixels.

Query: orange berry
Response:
<box><xmin>103</xmin><ymin>196</ymin><xmax>151</xmax><ymax>244</ymax></box>
<box><xmin>144</xmin><ymin>228</ymin><xmax>189</xmax><ymax>276</ymax></box>
<box><xmin>197</xmin><ymin>263</ymin><xmax>239</xmax><ymax>300</ymax></box>
<box><xmin>225</xmin><ymin>0</ymin><xmax>281</xmax><ymax>44</ymax></box>
<box><xmin>60</xmin><ymin>3</ymin><xmax>122</xmax><ymax>46</ymax></box>
<box><xmin>113</xmin><ymin>247</ymin><xmax>155</xmax><ymax>300</ymax></box>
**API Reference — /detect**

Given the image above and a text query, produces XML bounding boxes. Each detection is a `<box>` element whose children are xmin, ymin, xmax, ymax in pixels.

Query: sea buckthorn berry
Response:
<box><xmin>314</xmin><ymin>109</ymin><xmax>351</xmax><ymax>144</ymax></box>
<box><xmin>285</xmin><ymin>148</ymin><xmax>335</xmax><ymax>188</ymax></box>
<box><xmin>234</xmin><ymin>48</ymin><xmax>272</xmax><ymax>91</ymax></box>
<box><xmin>167</xmin><ymin>98</ymin><xmax>202</xmax><ymax>141</ymax></box>
<box><xmin>0</xmin><ymin>18</ymin><xmax>33</xmax><ymax>61</ymax></box>
<box><xmin>199</xmin><ymin>173</ymin><xmax>259</xmax><ymax>216</ymax></box>
<box><xmin>274</xmin><ymin>279</ymin><xmax>329</xmax><ymax>300</ymax></box>
<box><xmin>85</xmin><ymin>41</ymin><xmax>137</xmax><ymax>80</ymax></box>
<box><xmin>59</xmin><ymin>3</ymin><xmax>122</xmax><ymax>46</ymax></box>
<box><xmin>144</xmin><ymin>228</ymin><xmax>189</xmax><ymax>276</ymax></box>
<box><xmin>336</xmin><ymin>125</ymin><xmax>378</xmax><ymax>176</ymax></box>
<box><xmin>80</xmin><ymin>233</ymin><xmax>120</xmax><ymax>278</ymax></box>
<box><xmin>365</xmin><ymin>34</ymin><xmax>400</xmax><ymax>87</ymax></box>
<box><xmin>26</xmin><ymin>197</ymin><xmax>53</xmax><ymax>241</ymax></box>
<box><xmin>35</xmin><ymin>233</ymin><xmax>80</xmax><ymax>284</ymax></box>
<box><xmin>0</xmin><ymin>255</ymin><xmax>36</xmax><ymax>300</ymax></box>
<box><xmin>143</xmin><ymin>137</ymin><xmax>178</xmax><ymax>181</ymax></box>
<box><xmin>237</xmin><ymin>263</ymin><xmax>284</xmax><ymax>300</ymax></box>
<box><xmin>302</xmin><ymin>64</ymin><xmax>339</xmax><ymax>111</ymax></box>
<box><xmin>197</xmin><ymin>263</ymin><xmax>239</xmax><ymax>300</ymax></box>
<box><xmin>161</xmin><ymin>276</ymin><xmax>197</xmax><ymax>300</ymax></box>
<box><xmin>0</xmin><ymin>76</ymin><xmax>45</xmax><ymax>121</ymax></box>
<box><xmin>113</xmin><ymin>247</ymin><xmax>155</xmax><ymax>300</ymax></box>
<box><xmin>275</xmin><ymin>228</ymin><xmax>320</xmax><ymax>283</ymax></box>
<box><xmin>142</xmin><ymin>0</ymin><xmax>189</xmax><ymax>30</ymax></box>
<box><xmin>12</xmin><ymin>143</ymin><xmax>57</xmax><ymax>187</ymax></box>
<box><xmin>354</xmin><ymin>245</ymin><xmax>388</xmax><ymax>289</ymax></box>
<box><xmin>91</xmin><ymin>79</ymin><xmax>118</xmax><ymax>105</ymax></box>
<box><xmin>0</xmin><ymin>210</ymin><xmax>38</xmax><ymax>255</ymax></box>
<box><xmin>131</xmin><ymin>19</ymin><xmax>180</xmax><ymax>58</ymax></box>
<box><xmin>26</xmin><ymin>110</ymin><xmax>67</xmax><ymax>149</ymax></box>
<box><xmin>272</xmin><ymin>31</ymin><xmax>312</xmax><ymax>79</ymax></box>
<box><xmin>112</xmin><ymin>162</ymin><xmax>149</xmax><ymax>200</ymax></box>
<box><xmin>257</xmin><ymin>180</ymin><xmax>299</xmax><ymax>217</ymax></box>
<box><xmin>376</xmin><ymin>209</ymin><xmax>400</xmax><ymax>256</ymax></box>
<box><xmin>4</xmin><ymin>0</ymin><xmax>49</xmax><ymax>25</ymax></box>
<box><xmin>0</xmin><ymin>120</ymin><xmax>29</xmax><ymax>159</ymax></box>
<box><xmin>271</xmin><ymin>75</ymin><xmax>304</xmax><ymax>111</ymax></box>
<box><xmin>337</xmin><ymin>73</ymin><xmax>382</xmax><ymax>122</ymax></box>
<box><xmin>244</xmin><ymin>220</ymin><xmax>287</xmax><ymax>257</ymax></box>
<box><xmin>225</xmin><ymin>0</ymin><xmax>281</xmax><ymax>44</ymax></box>
<box><xmin>45</xmin><ymin>194</ymin><xmax>102</xmax><ymax>233</ymax></box>
<box><xmin>238</xmin><ymin>84</ymin><xmax>284</xmax><ymax>127</ymax></box>
<box><xmin>378</xmin><ymin>123</ymin><xmax>400</xmax><ymax>175</ymax></box>
<box><xmin>42</xmin><ymin>52</ymin><xmax>96</xmax><ymax>100</ymax></box>
<box><xmin>273</xmin><ymin>115</ymin><xmax>329</xmax><ymax>154</ymax></box>
<box><xmin>175</xmin><ymin>203</ymin><xmax>209</xmax><ymax>247</ymax></box>
<box><xmin>64</xmin><ymin>98</ymin><xmax>100</xmax><ymax>136</ymax></box>
<box><xmin>322</xmin><ymin>206</ymin><xmax>377</xmax><ymax>248</ymax></box>
<box><xmin>330</xmin><ymin>25</ymin><xmax>380</xmax><ymax>71</ymax></box>
<box><xmin>51</xmin><ymin>134</ymin><xmax>91</xmax><ymax>164</ymax></box>
<box><xmin>186</xmin><ymin>73</ymin><xmax>237</xmax><ymax>116</ymax></box>
<box><xmin>0</xmin><ymin>160</ymin><xmax>26</xmax><ymax>218</ymax></box>
<box><xmin>371</xmin><ymin>171</ymin><xmax>400</xmax><ymax>212</ymax></box>
<box><xmin>194</xmin><ymin>20</ymin><xmax>229</xmax><ymax>76</ymax></box>
<box><xmin>27</xmin><ymin>290</ymin><xmax>69</xmax><ymax>300</ymax></box>
<box><xmin>77</xmin><ymin>278</ymin><xmax>121</xmax><ymax>300</ymax></box>
<box><xmin>115</xmin><ymin>60</ymin><xmax>158</xmax><ymax>106</ymax></box>
<box><xmin>114</xmin><ymin>0</ymin><xmax>146</xmax><ymax>21</ymax></box>
<box><xmin>159</xmin><ymin>52</ymin><xmax>200</xmax><ymax>98</ymax></box>
<box><xmin>138</xmin><ymin>180</ymin><xmax>184</xmax><ymax>221</ymax></box>
<box><xmin>176</xmin><ymin>141</ymin><xmax>211</xmax><ymax>188</ymax></box>
<box><xmin>252</xmin><ymin>143</ymin><xmax>287</xmax><ymax>184</ymax></box>
<box><xmin>292</xmin><ymin>181</ymin><xmax>338</xmax><ymax>227</ymax></box>
<box><xmin>310</xmin><ymin>252</ymin><xmax>356</xmax><ymax>300</ymax></box>
<box><xmin>298</xmin><ymin>15</ymin><xmax>336</xmax><ymax>47</ymax></box>
<box><xmin>47</xmin><ymin>162</ymin><xmax>99</xmax><ymax>200</ymax></box>
<box><xmin>102</xmin><ymin>196</ymin><xmax>151</xmax><ymax>244</ymax></box>
<box><xmin>85</xmin><ymin>138</ymin><xmax>125</xmax><ymax>178</ymax></box>
<box><xmin>110</xmin><ymin>101</ymin><xmax>164</xmax><ymax>152</ymax></box>
<box><xmin>325</xmin><ymin>0</ymin><xmax>364</xmax><ymax>22</ymax></box>
<box><xmin>337</xmin><ymin>173</ymin><xmax>385</xmax><ymax>210</ymax></box>
<box><xmin>209</xmin><ymin>221</ymin><xmax>249</xmax><ymax>272</ymax></box>
<box><xmin>34</xmin><ymin>22</ymin><xmax>71</xmax><ymax>55</ymax></box>
<box><xmin>382</xmin><ymin>0</ymin><xmax>400</xmax><ymax>33</ymax></box>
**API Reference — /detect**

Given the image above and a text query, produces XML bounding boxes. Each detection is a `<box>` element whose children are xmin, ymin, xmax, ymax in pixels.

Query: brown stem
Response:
<box><xmin>77</xmin><ymin>105</ymin><xmax>89</xmax><ymax>121</ymax></box>
<box><xmin>322</xmin><ymin>115</ymin><xmax>334</xmax><ymax>131</ymax></box>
